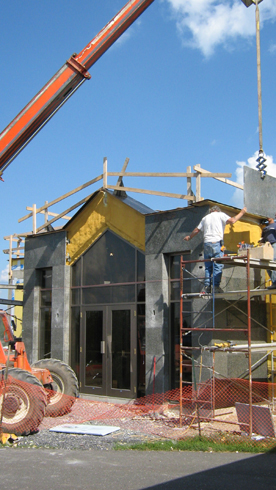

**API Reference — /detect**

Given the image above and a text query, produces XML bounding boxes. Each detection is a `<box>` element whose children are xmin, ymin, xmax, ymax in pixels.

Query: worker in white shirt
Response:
<box><xmin>184</xmin><ymin>205</ymin><xmax>247</xmax><ymax>293</ymax></box>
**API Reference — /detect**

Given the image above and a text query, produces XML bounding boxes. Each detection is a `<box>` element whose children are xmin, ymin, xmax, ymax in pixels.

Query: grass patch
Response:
<box><xmin>115</xmin><ymin>436</ymin><xmax>276</xmax><ymax>453</ymax></box>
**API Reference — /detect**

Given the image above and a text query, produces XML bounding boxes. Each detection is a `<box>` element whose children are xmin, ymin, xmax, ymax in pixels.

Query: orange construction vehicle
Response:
<box><xmin>0</xmin><ymin>0</ymin><xmax>155</xmax><ymax>179</ymax></box>
<box><xmin>0</xmin><ymin>310</ymin><xmax>78</xmax><ymax>435</ymax></box>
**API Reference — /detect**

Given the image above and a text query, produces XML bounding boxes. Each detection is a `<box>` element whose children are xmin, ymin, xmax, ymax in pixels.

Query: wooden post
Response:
<box><xmin>196</xmin><ymin>164</ymin><xmax>201</xmax><ymax>202</ymax></box>
<box><xmin>187</xmin><ymin>166</ymin><xmax>194</xmax><ymax>205</ymax></box>
<box><xmin>44</xmin><ymin>201</ymin><xmax>48</xmax><ymax>224</ymax></box>
<box><xmin>32</xmin><ymin>204</ymin><xmax>37</xmax><ymax>234</ymax></box>
<box><xmin>8</xmin><ymin>235</ymin><xmax>13</xmax><ymax>283</ymax></box>
<box><xmin>103</xmin><ymin>157</ymin><xmax>107</xmax><ymax>189</ymax></box>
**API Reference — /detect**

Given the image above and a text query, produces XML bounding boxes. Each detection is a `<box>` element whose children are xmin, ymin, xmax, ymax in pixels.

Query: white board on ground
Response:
<box><xmin>49</xmin><ymin>424</ymin><xmax>120</xmax><ymax>436</ymax></box>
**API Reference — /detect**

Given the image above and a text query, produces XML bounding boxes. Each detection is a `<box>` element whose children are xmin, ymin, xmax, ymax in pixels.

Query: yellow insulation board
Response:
<box><xmin>66</xmin><ymin>191</ymin><xmax>145</xmax><ymax>264</ymax></box>
<box><xmin>223</xmin><ymin>215</ymin><xmax>262</xmax><ymax>251</ymax></box>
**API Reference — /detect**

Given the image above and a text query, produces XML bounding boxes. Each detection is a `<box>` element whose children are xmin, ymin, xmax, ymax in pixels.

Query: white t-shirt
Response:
<box><xmin>197</xmin><ymin>211</ymin><xmax>230</xmax><ymax>243</ymax></box>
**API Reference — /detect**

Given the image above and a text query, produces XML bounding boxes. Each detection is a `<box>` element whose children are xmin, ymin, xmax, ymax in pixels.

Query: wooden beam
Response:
<box><xmin>108</xmin><ymin>171</ymin><xmax>197</xmax><ymax>177</ymax></box>
<box><xmin>194</xmin><ymin>164</ymin><xmax>243</xmax><ymax>189</ymax></box>
<box><xmin>0</xmin><ymin>298</ymin><xmax>23</xmax><ymax>306</ymax></box>
<box><xmin>26</xmin><ymin>207</ymin><xmax>71</xmax><ymax>220</ymax></box>
<box><xmin>115</xmin><ymin>157</ymin><xmax>129</xmax><ymax>187</ymax></box>
<box><xmin>0</xmin><ymin>284</ymin><xmax>24</xmax><ymax>290</ymax></box>
<box><xmin>107</xmin><ymin>171</ymin><xmax>231</xmax><ymax>178</ymax></box>
<box><xmin>35</xmin><ymin>194</ymin><xmax>94</xmax><ymax>233</ymax></box>
<box><xmin>3</xmin><ymin>248</ymin><xmax>24</xmax><ymax>254</ymax></box>
<box><xmin>107</xmin><ymin>185</ymin><xmax>197</xmax><ymax>201</ymax></box>
<box><xmin>19</xmin><ymin>174</ymin><xmax>103</xmax><ymax>223</ymax></box>
<box><xmin>4</xmin><ymin>227</ymin><xmax>63</xmax><ymax>240</ymax></box>
<box><xmin>3</xmin><ymin>236</ymin><xmax>24</xmax><ymax>242</ymax></box>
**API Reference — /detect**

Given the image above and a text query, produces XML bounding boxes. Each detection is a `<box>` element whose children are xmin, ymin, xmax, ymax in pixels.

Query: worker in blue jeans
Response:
<box><xmin>184</xmin><ymin>205</ymin><xmax>247</xmax><ymax>293</ymax></box>
<box><xmin>259</xmin><ymin>216</ymin><xmax>276</xmax><ymax>289</ymax></box>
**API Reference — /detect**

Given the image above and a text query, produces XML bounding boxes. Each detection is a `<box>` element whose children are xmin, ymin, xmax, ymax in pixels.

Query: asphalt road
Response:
<box><xmin>1</xmin><ymin>449</ymin><xmax>275</xmax><ymax>490</ymax></box>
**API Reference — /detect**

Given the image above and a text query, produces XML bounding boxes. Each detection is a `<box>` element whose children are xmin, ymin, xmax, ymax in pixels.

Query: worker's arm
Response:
<box><xmin>226</xmin><ymin>207</ymin><xmax>247</xmax><ymax>225</ymax></box>
<box><xmin>184</xmin><ymin>227</ymin><xmax>200</xmax><ymax>241</ymax></box>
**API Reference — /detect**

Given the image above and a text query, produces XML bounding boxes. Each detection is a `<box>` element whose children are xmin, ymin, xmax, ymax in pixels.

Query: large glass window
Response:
<box><xmin>83</xmin><ymin>231</ymin><xmax>135</xmax><ymax>286</ymax></box>
<box><xmin>71</xmin><ymin>307</ymin><xmax>80</xmax><ymax>379</ymax></box>
<box><xmin>70</xmin><ymin>230</ymin><xmax>146</xmax><ymax>395</ymax></box>
<box><xmin>112</xmin><ymin>310</ymin><xmax>131</xmax><ymax>390</ymax></box>
<box><xmin>40</xmin><ymin>268</ymin><xmax>52</xmax><ymax>359</ymax></box>
<box><xmin>71</xmin><ymin>258</ymin><xmax>81</xmax><ymax>305</ymax></box>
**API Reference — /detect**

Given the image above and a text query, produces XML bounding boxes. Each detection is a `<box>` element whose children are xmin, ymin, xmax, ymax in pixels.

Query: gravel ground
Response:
<box><xmin>1</xmin><ymin>397</ymin><xmax>179</xmax><ymax>450</ymax></box>
<box><xmin>12</xmin><ymin>425</ymin><xmax>159</xmax><ymax>451</ymax></box>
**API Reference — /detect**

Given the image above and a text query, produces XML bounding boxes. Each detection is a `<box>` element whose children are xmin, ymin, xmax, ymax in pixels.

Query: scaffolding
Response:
<box><xmin>179</xmin><ymin>249</ymin><xmax>276</xmax><ymax>436</ymax></box>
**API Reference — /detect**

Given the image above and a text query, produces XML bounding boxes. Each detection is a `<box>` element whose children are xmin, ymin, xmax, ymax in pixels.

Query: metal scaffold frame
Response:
<box><xmin>179</xmin><ymin>250</ymin><xmax>276</xmax><ymax>436</ymax></box>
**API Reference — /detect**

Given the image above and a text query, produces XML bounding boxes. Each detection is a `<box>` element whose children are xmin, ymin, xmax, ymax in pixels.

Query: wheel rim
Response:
<box><xmin>0</xmin><ymin>384</ymin><xmax>31</xmax><ymax>425</ymax></box>
<box><xmin>47</xmin><ymin>373</ymin><xmax>65</xmax><ymax>405</ymax></box>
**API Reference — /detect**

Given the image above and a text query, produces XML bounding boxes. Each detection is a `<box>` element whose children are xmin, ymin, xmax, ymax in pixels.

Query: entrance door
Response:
<box><xmin>80</xmin><ymin>305</ymin><xmax>136</xmax><ymax>398</ymax></box>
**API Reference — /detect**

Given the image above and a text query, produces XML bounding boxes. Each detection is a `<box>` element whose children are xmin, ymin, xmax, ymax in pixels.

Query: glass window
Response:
<box><xmin>72</xmin><ymin>258</ymin><xmax>81</xmax><ymax>287</ymax></box>
<box><xmin>82</xmin><ymin>285</ymin><xmax>135</xmax><ymax>305</ymax></box>
<box><xmin>40</xmin><ymin>269</ymin><xmax>52</xmax><ymax>359</ymax></box>
<box><xmin>137</xmin><ymin>304</ymin><xmax>145</xmax><ymax>397</ymax></box>
<box><xmin>71</xmin><ymin>258</ymin><xmax>81</xmax><ymax>305</ymax></box>
<box><xmin>83</xmin><ymin>231</ymin><xmax>135</xmax><ymax>286</ymax></box>
<box><xmin>112</xmin><ymin>309</ymin><xmax>130</xmax><ymax>390</ymax></box>
<box><xmin>137</xmin><ymin>251</ymin><xmax>145</xmax><ymax>282</ymax></box>
<box><xmin>85</xmin><ymin>310</ymin><xmax>103</xmax><ymax>388</ymax></box>
<box><xmin>40</xmin><ymin>308</ymin><xmax>51</xmax><ymax>359</ymax></box>
<box><xmin>71</xmin><ymin>307</ymin><xmax>80</xmax><ymax>380</ymax></box>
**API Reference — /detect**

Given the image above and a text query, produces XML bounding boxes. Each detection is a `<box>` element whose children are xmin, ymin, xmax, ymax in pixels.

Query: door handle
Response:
<box><xmin>101</xmin><ymin>341</ymin><xmax>105</xmax><ymax>354</ymax></box>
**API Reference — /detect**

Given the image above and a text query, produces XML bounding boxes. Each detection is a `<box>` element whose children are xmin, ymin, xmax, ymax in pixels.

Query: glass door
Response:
<box><xmin>81</xmin><ymin>308</ymin><xmax>106</xmax><ymax>395</ymax></box>
<box><xmin>107</xmin><ymin>306</ymin><xmax>136</xmax><ymax>398</ymax></box>
<box><xmin>81</xmin><ymin>305</ymin><xmax>136</xmax><ymax>398</ymax></box>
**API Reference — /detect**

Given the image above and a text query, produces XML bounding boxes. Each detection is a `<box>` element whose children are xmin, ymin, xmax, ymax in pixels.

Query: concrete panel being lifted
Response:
<box><xmin>244</xmin><ymin>166</ymin><xmax>276</xmax><ymax>218</ymax></box>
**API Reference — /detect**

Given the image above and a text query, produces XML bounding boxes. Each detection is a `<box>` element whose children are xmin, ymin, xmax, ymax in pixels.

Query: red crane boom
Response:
<box><xmin>0</xmin><ymin>0</ymin><xmax>154</xmax><ymax>178</ymax></box>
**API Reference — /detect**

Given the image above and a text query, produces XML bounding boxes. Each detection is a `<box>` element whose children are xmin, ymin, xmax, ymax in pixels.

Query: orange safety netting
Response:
<box><xmin>1</xmin><ymin>375</ymin><xmax>276</xmax><ymax>447</ymax></box>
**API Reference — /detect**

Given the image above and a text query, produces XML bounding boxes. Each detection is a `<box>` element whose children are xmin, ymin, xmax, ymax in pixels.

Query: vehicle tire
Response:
<box><xmin>0</xmin><ymin>368</ymin><xmax>47</xmax><ymax>436</ymax></box>
<box><xmin>31</xmin><ymin>358</ymin><xmax>79</xmax><ymax>417</ymax></box>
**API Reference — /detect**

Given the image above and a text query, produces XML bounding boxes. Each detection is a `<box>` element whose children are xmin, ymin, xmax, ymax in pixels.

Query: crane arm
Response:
<box><xmin>0</xmin><ymin>0</ymin><xmax>154</xmax><ymax>177</ymax></box>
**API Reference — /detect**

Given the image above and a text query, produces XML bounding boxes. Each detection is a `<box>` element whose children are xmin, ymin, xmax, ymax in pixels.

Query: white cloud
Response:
<box><xmin>165</xmin><ymin>0</ymin><xmax>276</xmax><ymax>57</ymax></box>
<box><xmin>231</xmin><ymin>151</ymin><xmax>276</xmax><ymax>207</ymax></box>
<box><xmin>269</xmin><ymin>43</ymin><xmax>276</xmax><ymax>54</ymax></box>
<box><xmin>115</xmin><ymin>27</ymin><xmax>133</xmax><ymax>46</ymax></box>
<box><xmin>0</xmin><ymin>264</ymin><xmax>9</xmax><ymax>283</ymax></box>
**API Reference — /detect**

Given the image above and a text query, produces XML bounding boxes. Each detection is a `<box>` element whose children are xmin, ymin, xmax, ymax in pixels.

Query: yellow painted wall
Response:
<box><xmin>11</xmin><ymin>257</ymin><xmax>24</xmax><ymax>337</ymax></box>
<box><xmin>14</xmin><ymin>289</ymin><xmax>23</xmax><ymax>336</ymax></box>
<box><xmin>224</xmin><ymin>219</ymin><xmax>262</xmax><ymax>252</ymax></box>
<box><xmin>66</xmin><ymin>191</ymin><xmax>145</xmax><ymax>264</ymax></box>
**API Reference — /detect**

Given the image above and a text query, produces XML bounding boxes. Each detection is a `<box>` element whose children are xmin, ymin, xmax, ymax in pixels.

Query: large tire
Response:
<box><xmin>31</xmin><ymin>358</ymin><xmax>79</xmax><ymax>417</ymax></box>
<box><xmin>0</xmin><ymin>368</ymin><xmax>47</xmax><ymax>436</ymax></box>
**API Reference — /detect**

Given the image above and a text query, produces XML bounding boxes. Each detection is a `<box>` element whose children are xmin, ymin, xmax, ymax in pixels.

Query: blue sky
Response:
<box><xmin>0</xmin><ymin>0</ymin><xmax>276</xmax><ymax>283</ymax></box>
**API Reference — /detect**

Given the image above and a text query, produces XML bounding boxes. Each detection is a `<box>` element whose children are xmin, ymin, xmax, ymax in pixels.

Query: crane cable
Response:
<box><xmin>254</xmin><ymin>0</ymin><xmax>267</xmax><ymax>179</ymax></box>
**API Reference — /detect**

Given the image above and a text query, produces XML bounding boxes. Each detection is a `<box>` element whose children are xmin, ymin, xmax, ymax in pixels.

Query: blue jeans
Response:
<box><xmin>204</xmin><ymin>242</ymin><xmax>224</xmax><ymax>287</ymax></box>
<box><xmin>268</xmin><ymin>242</ymin><xmax>276</xmax><ymax>284</ymax></box>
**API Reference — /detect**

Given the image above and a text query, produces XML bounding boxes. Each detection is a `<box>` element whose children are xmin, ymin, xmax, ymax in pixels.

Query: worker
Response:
<box><xmin>184</xmin><ymin>205</ymin><xmax>247</xmax><ymax>293</ymax></box>
<box><xmin>259</xmin><ymin>216</ymin><xmax>276</xmax><ymax>289</ymax></box>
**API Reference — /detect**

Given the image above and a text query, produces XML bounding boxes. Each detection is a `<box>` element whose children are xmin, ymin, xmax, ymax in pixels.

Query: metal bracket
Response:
<box><xmin>67</xmin><ymin>55</ymin><xmax>91</xmax><ymax>79</ymax></box>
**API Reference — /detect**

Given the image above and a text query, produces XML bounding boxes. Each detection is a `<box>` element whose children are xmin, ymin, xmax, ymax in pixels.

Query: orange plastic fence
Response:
<box><xmin>1</xmin><ymin>375</ymin><xmax>276</xmax><ymax>446</ymax></box>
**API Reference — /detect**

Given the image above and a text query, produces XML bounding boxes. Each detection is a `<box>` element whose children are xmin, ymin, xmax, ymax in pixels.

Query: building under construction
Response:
<box><xmin>2</xmin><ymin>163</ymin><xmax>275</xmax><ymax>414</ymax></box>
